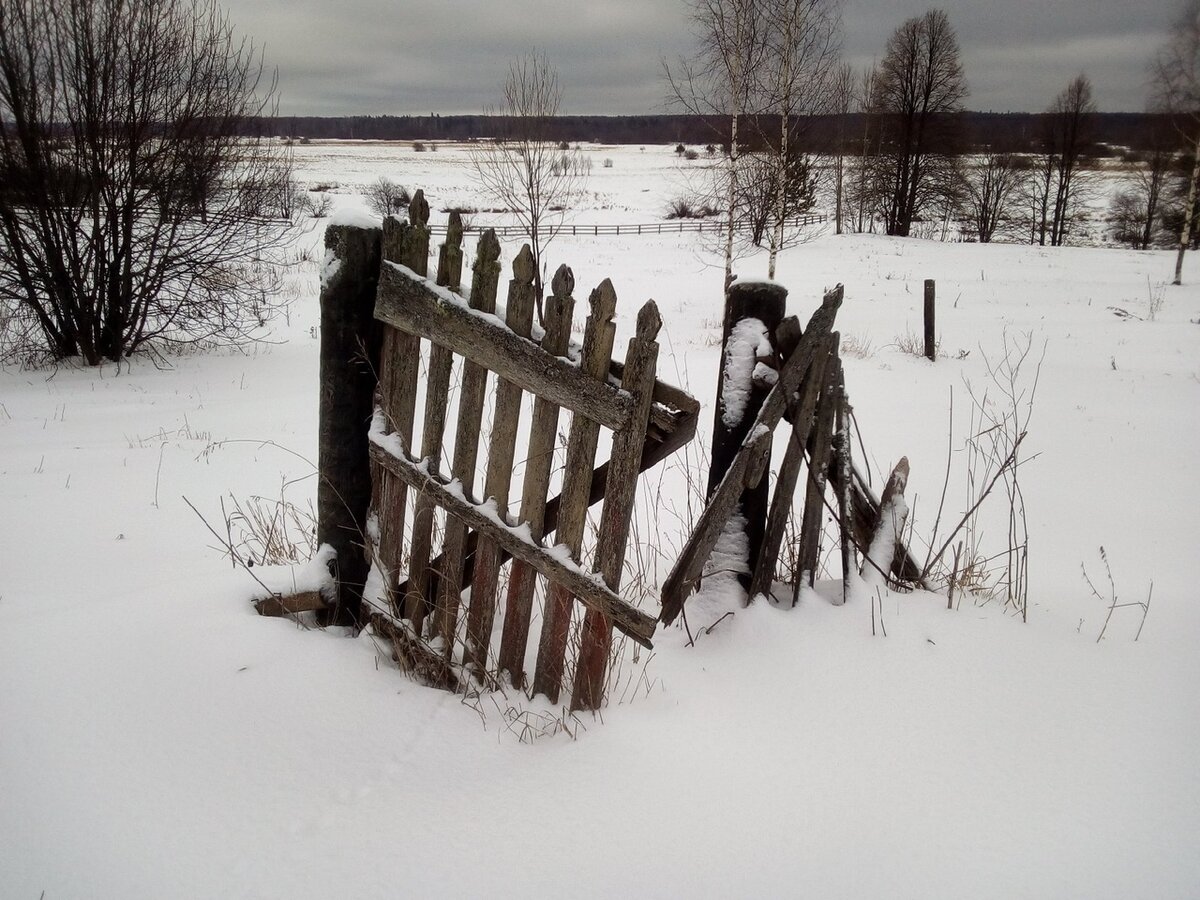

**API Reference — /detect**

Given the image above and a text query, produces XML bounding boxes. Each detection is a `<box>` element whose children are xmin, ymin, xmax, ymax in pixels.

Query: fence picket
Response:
<box><xmin>572</xmin><ymin>300</ymin><xmax>662</xmax><ymax>711</ymax></box>
<box><xmin>434</xmin><ymin>229</ymin><xmax>501</xmax><ymax>652</ymax></box>
<box><xmin>532</xmin><ymin>280</ymin><xmax>618</xmax><ymax>703</ymax></box>
<box><xmin>464</xmin><ymin>246</ymin><xmax>537</xmax><ymax>677</ymax></box>
<box><xmin>403</xmin><ymin>214</ymin><xmax>464</xmax><ymax>632</ymax></box>
<box><xmin>497</xmin><ymin>266</ymin><xmax>576</xmax><ymax>687</ymax></box>
<box><xmin>373</xmin><ymin>197</ymin><xmax>430</xmax><ymax>610</ymax></box>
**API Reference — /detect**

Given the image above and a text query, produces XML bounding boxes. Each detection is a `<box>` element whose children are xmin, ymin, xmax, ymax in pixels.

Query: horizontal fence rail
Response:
<box><xmin>426</xmin><ymin>213</ymin><xmax>828</xmax><ymax>237</ymax></box>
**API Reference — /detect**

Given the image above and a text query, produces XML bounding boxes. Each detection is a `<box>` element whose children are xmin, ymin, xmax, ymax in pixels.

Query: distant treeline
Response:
<box><xmin>257</xmin><ymin>112</ymin><xmax>1178</xmax><ymax>156</ymax></box>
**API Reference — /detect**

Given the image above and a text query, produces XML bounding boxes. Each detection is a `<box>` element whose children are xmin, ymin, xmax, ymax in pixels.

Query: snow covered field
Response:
<box><xmin>2</xmin><ymin>143</ymin><xmax>1199</xmax><ymax>899</ymax></box>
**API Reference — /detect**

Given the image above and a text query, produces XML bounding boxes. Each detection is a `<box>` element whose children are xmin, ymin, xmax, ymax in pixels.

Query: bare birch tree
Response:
<box><xmin>470</xmin><ymin>51</ymin><xmax>586</xmax><ymax>309</ymax></box>
<box><xmin>756</xmin><ymin>0</ymin><xmax>842</xmax><ymax>276</ymax></box>
<box><xmin>1153</xmin><ymin>0</ymin><xmax>1200</xmax><ymax>283</ymax></box>
<box><xmin>666</xmin><ymin>0</ymin><xmax>767</xmax><ymax>287</ymax></box>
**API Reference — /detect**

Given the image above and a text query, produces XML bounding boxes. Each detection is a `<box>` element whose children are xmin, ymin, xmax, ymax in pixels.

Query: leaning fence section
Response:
<box><xmin>348</xmin><ymin>191</ymin><xmax>698</xmax><ymax>711</ymax></box>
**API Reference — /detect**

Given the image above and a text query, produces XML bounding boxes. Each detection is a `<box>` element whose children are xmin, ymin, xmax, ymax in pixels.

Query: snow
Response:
<box><xmin>2</xmin><ymin>141</ymin><xmax>1199</xmax><ymax>899</ymax></box>
<box><xmin>720</xmin><ymin>316</ymin><xmax>770</xmax><ymax>428</ymax></box>
<box><xmin>328</xmin><ymin>205</ymin><xmax>382</xmax><ymax>230</ymax></box>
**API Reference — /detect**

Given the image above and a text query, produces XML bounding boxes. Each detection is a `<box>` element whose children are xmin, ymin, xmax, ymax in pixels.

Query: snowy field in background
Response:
<box><xmin>2</xmin><ymin>143</ymin><xmax>1199</xmax><ymax>899</ymax></box>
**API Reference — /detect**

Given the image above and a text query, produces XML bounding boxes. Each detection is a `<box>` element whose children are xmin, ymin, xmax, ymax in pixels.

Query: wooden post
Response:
<box><xmin>923</xmin><ymin>279</ymin><xmax>936</xmax><ymax>362</ymax></box>
<box><xmin>317</xmin><ymin>221</ymin><xmax>382</xmax><ymax>625</ymax></box>
<box><xmin>708</xmin><ymin>279</ymin><xmax>787</xmax><ymax>588</ymax></box>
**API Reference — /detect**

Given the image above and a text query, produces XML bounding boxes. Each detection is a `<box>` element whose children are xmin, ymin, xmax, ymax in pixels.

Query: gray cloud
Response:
<box><xmin>224</xmin><ymin>0</ymin><xmax>1179</xmax><ymax>116</ymax></box>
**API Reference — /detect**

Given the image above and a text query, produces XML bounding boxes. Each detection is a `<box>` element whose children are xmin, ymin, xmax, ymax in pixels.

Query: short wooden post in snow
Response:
<box><xmin>924</xmin><ymin>279</ymin><xmax>936</xmax><ymax>362</ymax></box>
<box><xmin>317</xmin><ymin>219</ymin><xmax>382</xmax><ymax>625</ymax></box>
<box><xmin>708</xmin><ymin>278</ymin><xmax>787</xmax><ymax>587</ymax></box>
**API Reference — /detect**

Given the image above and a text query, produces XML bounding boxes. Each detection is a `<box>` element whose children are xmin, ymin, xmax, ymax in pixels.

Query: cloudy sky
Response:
<box><xmin>224</xmin><ymin>0</ymin><xmax>1177</xmax><ymax>117</ymax></box>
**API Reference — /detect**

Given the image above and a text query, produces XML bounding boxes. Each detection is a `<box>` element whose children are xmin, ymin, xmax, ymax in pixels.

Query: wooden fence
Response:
<box><xmin>323</xmin><ymin>190</ymin><xmax>698</xmax><ymax>712</ymax></box>
<box><xmin>427</xmin><ymin>213</ymin><xmax>828</xmax><ymax>238</ymax></box>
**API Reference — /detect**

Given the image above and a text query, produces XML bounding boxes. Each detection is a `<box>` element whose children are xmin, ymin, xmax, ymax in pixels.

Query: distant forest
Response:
<box><xmin>261</xmin><ymin>113</ymin><xmax>1175</xmax><ymax>156</ymax></box>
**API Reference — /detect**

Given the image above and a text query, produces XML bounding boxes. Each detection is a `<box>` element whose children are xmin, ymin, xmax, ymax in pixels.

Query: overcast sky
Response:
<box><xmin>225</xmin><ymin>0</ymin><xmax>1178</xmax><ymax>117</ymax></box>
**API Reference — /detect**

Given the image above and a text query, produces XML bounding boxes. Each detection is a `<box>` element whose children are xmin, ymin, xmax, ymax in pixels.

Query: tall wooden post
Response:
<box><xmin>923</xmin><ymin>279</ymin><xmax>936</xmax><ymax>362</ymax></box>
<box><xmin>708</xmin><ymin>279</ymin><xmax>787</xmax><ymax>586</ymax></box>
<box><xmin>317</xmin><ymin>221</ymin><xmax>382</xmax><ymax>625</ymax></box>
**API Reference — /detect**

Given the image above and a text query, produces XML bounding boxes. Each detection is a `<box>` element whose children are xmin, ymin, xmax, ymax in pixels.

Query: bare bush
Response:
<box><xmin>0</xmin><ymin>0</ymin><xmax>291</xmax><ymax>365</ymax></box>
<box><xmin>363</xmin><ymin>176</ymin><xmax>411</xmax><ymax>219</ymax></box>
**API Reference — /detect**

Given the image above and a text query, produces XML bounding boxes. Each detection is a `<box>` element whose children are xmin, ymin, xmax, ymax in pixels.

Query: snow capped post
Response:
<box><xmin>317</xmin><ymin>217</ymin><xmax>382</xmax><ymax>625</ymax></box>
<box><xmin>708</xmin><ymin>278</ymin><xmax>787</xmax><ymax>588</ymax></box>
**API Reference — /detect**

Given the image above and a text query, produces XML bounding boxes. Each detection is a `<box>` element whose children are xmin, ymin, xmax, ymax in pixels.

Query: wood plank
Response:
<box><xmin>747</xmin><ymin>333</ymin><xmax>832</xmax><ymax>601</ymax></box>
<box><xmin>659</xmin><ymin>285</ymin><xmax>843</xmax><ymax>625</ymax></box>
<box><xmin>794</xmin><ymin>337</ymin><xmax>841</xmax><ymax>600</ymax></box>
<box><xmin>833</xmin><ymin>358</ymin><xmax>854</xmax><ymax>605</ymax></box>
<box><xmin>572</xmin><ymin>300</ymin><xmax>662</xmax><ymax>712</ymax></box>
<box><xmin>434</xmin><ymin>229</ymin><xmax>501</xmax><ymax>652</ymax></box>
<box><xmin>369</xmin><ymin>443</ymin><xmax>656</xmax><ymax>647</ymax></box>
<box><xmin>532</xmin><ymin>280</ymin><xmax>619</xmax><ymax>702</ymax></box>
<box><xmin>465</xmin><ymin>246</ymin><xmax>537</xmax><ymax>677</ymax></box>
<box><xmin>400</xmin><ymin>217</ymin><xmax>470</xmax><ymax>633</ymax></box>
<box><xmin>375</xmin><ymin>262</ymin><xmax>634</xmax><ymax>432</ymax></box>
<box><xmin>498</xmin><ymin>265</ymin><xmax>576</xmax><ymax>687</ymax></box>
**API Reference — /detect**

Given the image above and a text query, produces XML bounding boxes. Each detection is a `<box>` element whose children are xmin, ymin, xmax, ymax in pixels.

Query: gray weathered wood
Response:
<box><xmin>372</xmin><ymin>205</ymin><xmax>429</xmax><ymax>610</ymax></box>
<box><xmin>572</xmin><ymin>300</ymin><xmax>662</xmax><ymax>712</ymax></box>
<box><xmin>659</xmin><ymin>285</ymin><xmax>843</xmax><ymax>626</ymax></box>
<box><xmin>833</xmin><ymin>358</ymin><xmax>854</xmax><ymax>605</ymax></box>
<box><xmin>924</xmin><ymin>279</ymin><xmax>936</xmax><ymax>362</ymax></box>
<box><xmin>402</xmin><ymin>218</ymin><xmax>471</xmax><ymax>632</ymax></box>
<box><xmin>532</xmin><ymin>279</ymin><xmax>619</xmax><ymax>702</ymax></box>
<box><xmin>369</xmin><ymin>443</ymin><xmax>656</xmax><ymax>647</ymax></box>
<box><xmin>436</xmin><ymin>211</ymin><xmax>464</xmax><ymax>291</ymax></box>
<box><xmin>434</xmin><ymin>229</ymin><xmax>501</xmax><ymax>651</ymax></box>
<box><xmin>794</xmin><ymin>334</ymin><xmax>841</xmax><ymax>600</ymax></box>
<box><xmin>318</xmin><ymin>222</ymin><xmax>381</xmax><ymax>625</ymax></box>
<box><xmin>375</xmin><ymin>262</ymin><xmax>635</xmax><ymax>433</ymax></box>
<box><xmin>498</xmin><ymin>265</ymin><xmax>576</xmax><ymax>687</ymax></box>
<box><xmin>465</xmin><ymin>246</ymin><xmax>537</xmax><ymax>676</ymax></box>
<box><xmin>747</xmin><ymin>333</ymin><xmax>833</xmax><ymax>601</ymax></box>
<box><xmin>708</xmin><ymin>280</ymin><xmax>787</xmax><ymax>589</ymax></box>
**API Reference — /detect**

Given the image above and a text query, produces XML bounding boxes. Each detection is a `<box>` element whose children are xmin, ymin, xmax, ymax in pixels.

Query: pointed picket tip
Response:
<box><xmin>588</xmin><ymin>278</ymin><xmax>617</xmax><ymax>322</ymax></box>
<box><xmin>409</xmin><ymin>189</ymin><xmax>430</xmax><ymax>226</ymax></box>
<box><xmin>512</xmin><ymin>244</ymin><xmax>536</xmax><ymax>284</ymax></box>
<box><xmin>446</xmin><ymin>210</ymin><xmax>463</xmax><ymax>244</ymax></box>
<box><xmin>550</xmin><ymin>264</ymin><xmax>574</xmax><ymax>299</ymax></box>
<box><xmin>475</xmin><ymin>228</ymin><xmax>501</xmax><ymax>266</ymax></box>
<box><xmin>634</xmin><ymin>299</ymin><xmax>662</xmax><ymax>340</ymax></box>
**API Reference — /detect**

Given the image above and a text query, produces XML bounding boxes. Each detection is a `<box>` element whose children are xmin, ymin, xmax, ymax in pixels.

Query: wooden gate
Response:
<box><xmin>362</xmin><ymin>192</ymin><xmax>698</xmax><ymax>711</ymax></box>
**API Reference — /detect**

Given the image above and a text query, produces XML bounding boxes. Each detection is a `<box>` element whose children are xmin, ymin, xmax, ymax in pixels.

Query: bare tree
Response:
<box><xmin>666</xmin><ymin>0</ymin><xmax>768</xmax><ymax>287</ymax></box>
<box><xmin>1154</xmin><ymin>0</ymin><xmax>1200</xmax><ymax>283</ymax></box>
<box><xmin>470</xmin><ymin>51</ymin><xmax>585</xmax><ymax>307</ymax></box>
<box><xmin>830</xmin><ymin>62</ymin><xmax>855</xmax><ymax>235</ymax></box>
<box><xmin>755</xmin><ymin>0</ymin><xmax>842</xmax><ymax>275</ymax></box>
<box><xmin>845</xmin><ymin>64</ymin><xmax>882</xmax><ymax>233</ymax></box>
<box><xmin>1036</xmin><ymin>74</ymin><xmax>1097</xmax><ymax>247</ymax></box>
<box><xmin>961</xmin><ymin>153</ymin><xmax>1028</xmax><ymax>243</ymax></box>
<box><xmin>0</xmin><ymin>0</ymin><xmax>290</xmax><ymax>365</ymax></box>
<box><xmin>872</xmin><ymin>9</ymin><xmax>968</xmax><ymax>237</ymax></box>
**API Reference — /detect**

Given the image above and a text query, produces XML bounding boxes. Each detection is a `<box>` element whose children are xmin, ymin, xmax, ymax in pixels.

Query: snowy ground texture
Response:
<box><xmin>3</xmin><ymin>143</ymin><xmax>1199</xmax><ymax>899</ymax></box>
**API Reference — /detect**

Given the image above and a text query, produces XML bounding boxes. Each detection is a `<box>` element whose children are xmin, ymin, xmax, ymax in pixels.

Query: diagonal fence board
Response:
<box><xmin>659</xmin><ymin>285</ymin><xmax>844</xmax><ymax>626</ymax></box>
